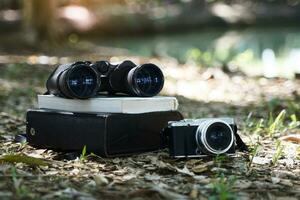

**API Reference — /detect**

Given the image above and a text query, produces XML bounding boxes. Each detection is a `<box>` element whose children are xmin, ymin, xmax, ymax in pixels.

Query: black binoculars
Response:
<box><xmin>46</xmin><ymin>60</ymin><xmax>164</xmax><ymax>99</ymax></box>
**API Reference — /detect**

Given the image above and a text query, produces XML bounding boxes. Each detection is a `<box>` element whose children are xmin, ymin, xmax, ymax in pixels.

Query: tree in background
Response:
<box><xmin>22</xmin><ymin>0</ymin><xmax>57</xmax><ymax>43</ymax></box>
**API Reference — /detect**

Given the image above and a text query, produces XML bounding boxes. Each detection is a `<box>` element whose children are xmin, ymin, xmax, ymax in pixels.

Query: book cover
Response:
<box><xmin>37</xmin><ymin>95</ymin><xmax>179</xmax><ymax>114</ymax></box>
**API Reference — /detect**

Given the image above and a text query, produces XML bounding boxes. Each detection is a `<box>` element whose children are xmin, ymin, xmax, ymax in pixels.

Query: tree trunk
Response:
<box><xmin>22</xmin><ymin>0</ymin><xmax>57</xmax><ymax>43</ymax></box>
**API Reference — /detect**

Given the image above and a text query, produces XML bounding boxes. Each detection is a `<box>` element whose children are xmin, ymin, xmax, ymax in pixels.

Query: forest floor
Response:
<box><xmin>0</xmin><ymin>56</ymin><xmax>300</xmax><ymax>200</ymax></box>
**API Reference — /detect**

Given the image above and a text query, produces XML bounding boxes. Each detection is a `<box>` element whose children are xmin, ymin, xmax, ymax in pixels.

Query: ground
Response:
<box><xmin>0</xmin><ymin>57</ymin><xmax>299</xmax><ymax>200</ymax></box>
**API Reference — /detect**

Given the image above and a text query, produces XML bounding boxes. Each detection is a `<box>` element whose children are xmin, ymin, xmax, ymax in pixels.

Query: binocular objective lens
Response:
<box><xmin>67</xmin><ymin>66</ymin><xmax>99</xmax><ymax>98</ymax></box>
<box><xmin>129</xmin><ymin>64</ymin><xmax>164</xmax><ymax>97</ymax></box>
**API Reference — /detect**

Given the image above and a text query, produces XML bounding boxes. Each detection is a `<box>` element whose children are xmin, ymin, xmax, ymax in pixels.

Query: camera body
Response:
<box><xmin>165</xmin><ymin>118</ymin><xmax>237</xmax><ymax>158</ymax></box>
<box><xmin>46</xmin><ymin>60</ymin><xmax>164</xmax><ymax>99</ymax></box>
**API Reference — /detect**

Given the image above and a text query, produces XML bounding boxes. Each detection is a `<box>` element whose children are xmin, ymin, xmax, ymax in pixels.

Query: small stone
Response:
<box><xmin>271</xmin><ymin>177</ymin><xmax>280</xmax><ymax>184</ymax></box>
<box><xmin>94</xmin><ymin>174</ymin><xmax>109</xmax><ymax>186</ymax></box>
<box><xmin>252</xmin><ymin>157</ymin><xmax>270</xmax><ymax>165</ymax></box>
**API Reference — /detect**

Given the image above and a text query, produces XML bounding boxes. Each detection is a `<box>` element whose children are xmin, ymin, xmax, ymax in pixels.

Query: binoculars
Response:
<box><xmin>46</xmin><ymin>60</ymin><xmax>164</xmax><ymax>99</ymax></box>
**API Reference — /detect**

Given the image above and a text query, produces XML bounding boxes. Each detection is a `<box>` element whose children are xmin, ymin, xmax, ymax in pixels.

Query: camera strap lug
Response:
<box><xmin>234</xmin><ymin>132</ymin><xmax>248</xmax><ymax>152</ymax></box>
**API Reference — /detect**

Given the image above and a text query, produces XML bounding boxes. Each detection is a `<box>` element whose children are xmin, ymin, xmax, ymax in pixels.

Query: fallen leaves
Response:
<box><xmin>42</xmin><ymin>188</ymin><xmax>95</xmax><ymax>200</ymax></box>
<box><xmin>0</xmin><ymin>66</ymin><xmax>300</xmax><ymax>200</ymax></box>
<box><xmin>191</xmin><ymin>161</ymin><xmax>213</xmax><ymax>174</ymax></box>
<box><xmin>280</xmin><ymin>134</ymin><xmax>300</xmax><ymax>144</ymax></box>
<box><xmin>251</xmin><ymin>156</ymin><xmax>271</xmax><ymax>165</ymax></box>
<box><xmin>0</xmin><ymin>191</ymin><xmax>12</xmax><ymax>199</ymax></box>
<box><xmin>147</xmin><ymin>156</ymin><xmax>177</xmax><ymax>173</ymax></box>
<box><xmin>151</xmin><ymin>186</ymin><xmax>190</xmax><ymax>200</ymax></box>
<box><xmin>234</xmin><ymin>180</ymin><xmax>252</xmax><ymax>189</ymax></box>
<box><xmin>144</xmin><ymin>173</ymin><xmax>161</xmax><ymax>181</ymax></box>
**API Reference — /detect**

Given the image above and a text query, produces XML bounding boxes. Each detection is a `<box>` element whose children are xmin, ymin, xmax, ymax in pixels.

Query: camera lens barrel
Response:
<box><xmin>127</xmin><ymin>63</ymin><xmax>164</xmax><ymax>97</ymax></box>
<box><xmin>195</xmin><ymin>119</ymin><xmax>234</xmax><ymax>155</ymax></box>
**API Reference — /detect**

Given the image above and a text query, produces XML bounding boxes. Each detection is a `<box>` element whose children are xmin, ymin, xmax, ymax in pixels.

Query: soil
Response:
<box><xmin>0</xmin><ymin>58</ymin><xmax>299</xmax><ymax>200</ymax></box>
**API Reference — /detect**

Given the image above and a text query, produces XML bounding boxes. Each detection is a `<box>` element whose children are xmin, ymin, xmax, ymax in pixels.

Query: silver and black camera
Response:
<box><xmin>164</xmin><ymin>118</ymin><xmax>247</xmax><ymax>158</ymax></box>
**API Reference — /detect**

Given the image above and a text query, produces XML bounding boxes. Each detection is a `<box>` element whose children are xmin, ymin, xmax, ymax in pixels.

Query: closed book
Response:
<box><xmin>37</xmin><ymin>95</ymin><xmax>178</xmax><ymax>114</ymax></box>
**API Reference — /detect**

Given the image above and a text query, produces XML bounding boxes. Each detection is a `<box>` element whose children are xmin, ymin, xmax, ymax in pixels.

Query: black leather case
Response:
<box><xmin>26</xmin><ymin>109</ymin><xmax>183</xmax><ymax>157</ymax></box>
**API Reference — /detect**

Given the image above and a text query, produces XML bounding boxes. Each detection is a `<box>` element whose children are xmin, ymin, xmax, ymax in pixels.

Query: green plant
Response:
<box><xmin>214</xmin><ymin>154</ymin><xmax>229</xmax><ymax>167</ymax></box>
<box><xmin>209</xmin><ymin>174</ymin><xmax>238</xmax><ymax>200</ymax></box>
<box><xmin>88</xmin><ymin>152</ymin><xmax>106</xmax><ymax>162</ymax></box>
<box><xmin>80</xmin><ymin>145</ymin><xmax>87</xmax><ymax>161</ymax></box>
<box><xmin>244</xmin><ymin>118</ymin><xmax>264</xmax><ymax>135</ymax></box>
<box><xmin>244</xmin><ymin>112</ymin><xmax>265</xmax><ymax>135</ymax></box>
<box><xmin>288</xmin><ymin>114</ymin><xmax>300</xmax><ymax>129</ymax></box>
<box><xmin>286</xmin><ymin>98</ymin><xmax>300</xmax><ymax>115</ymax></box>
<box><xmin>254</xmin><ymin>119</ymin><xmax>265</xmax><ymax>135</ymax></box>
<box><xmin>268</xmin><ymin>110</ymin><xmax>286</xmax><ymax>137</ymax></box>
<box><xmin>272</xmin><ymin>140</ymin><xmax>284</xmax><ymax>165</ymax></box>
<box><xmin>79</xmin><ymin>146</ymin><xmax>106</xmax><ymax>162</ymax></box>
<box><xmin>267</xmin><ymin>98</ymin><xmax>281</xmax><ymax>113</ymax></box>
<box><xmin>248</xmin><ymin>143</ymin><xmax>261</xmax><ymax>170</ymax></box>
<box><xmin>245</xmin><ymin>109</ymin><xmax>299</xmax><ymax>138</ymax></box>
<box><xmin>11</xmin><ymin>167</ymin><xmax>32</xmax><ymax>199</ymax></box>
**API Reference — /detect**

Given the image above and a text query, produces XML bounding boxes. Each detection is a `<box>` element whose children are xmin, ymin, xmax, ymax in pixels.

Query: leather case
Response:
<box><xmin>26</xmin><ymin>109</ymin><xmax>183</xmax><ymax>157</ymax></box>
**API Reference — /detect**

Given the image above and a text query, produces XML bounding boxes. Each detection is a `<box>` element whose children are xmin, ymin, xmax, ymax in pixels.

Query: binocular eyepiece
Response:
<box><xmin>46</xmin><ymin>60</ymin><xmax>164</xmax><ymax>99</ymax></box>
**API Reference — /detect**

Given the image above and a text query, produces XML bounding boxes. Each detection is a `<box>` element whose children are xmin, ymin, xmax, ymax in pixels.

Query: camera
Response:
<box><xmin>46</xmin><ymin>60</ymin><xmax>164</xmax><ymax>99</ymax></box>
<box><xmin>164</xmin><ymin>118</ymin><xmax>244</xmax><ymax>158</ymax></box>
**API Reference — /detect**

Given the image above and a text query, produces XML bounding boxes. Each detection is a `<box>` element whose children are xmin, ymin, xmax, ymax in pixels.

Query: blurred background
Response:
<box><xmin>1</xmin><ymin>0</ymin><xmax>300</xmax><ymax>116</ymax></box>
<box><xmin>1</xmin><ymin>2</ymin><xmax>300</xmax><ymax>199</ymax></box>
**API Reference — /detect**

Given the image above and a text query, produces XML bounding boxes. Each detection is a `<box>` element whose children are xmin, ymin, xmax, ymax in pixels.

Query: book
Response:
<box><xmin>37</xmin><ymin>95</ymin><xmax>178</xmax><ymax>114</ymax></box>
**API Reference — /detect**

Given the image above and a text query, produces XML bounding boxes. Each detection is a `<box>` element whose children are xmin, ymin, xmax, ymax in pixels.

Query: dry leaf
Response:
<box><xmin>176</xmin><ymin>166</ymin><xmax>194</xmax><ymax>176</ymax></box>
<box><xmin>152</xmin><ymin>186</ymin><xmax>190</xmax><ymax>200</ymax></box>
<box><xmin>191</xmin><ymin>165</ymin><xmax>208</xmax><ymax>174</ymax></box>
<box><xmin>275</xmin><ymin>197</ymin><xmax>298</xmax><ymax>200</ymax></box>
<box><xmin>144</xmin><ymin>173</ymin><xmax>161</xmax><ymax>181</ymax></box>
<box><xmin>234</xmin><ymin>180</ymin><xmax>252</xmax><ymax>189</ymax></box>
<box><xmin>280</xmin><ymin>134</ymin><xmax>300</xmax><ymax>144</ymax></box>
<box><xmin>252</xmin><ymin>157</ymin><xmax>271</xmax><ymax>165</ymax></box>
<box><xmin>279</xmin><ymin>179</ymin><xmax>293</xmax><ymax>187</ymax></box>
<box><xmin>122</xmin><ymin>174</ymin><xmax>137</xmax><ymax>181</ymax></box>
<box><xmin>189</xmin><ymin>186</ymin><xmax>198</xmax><ymax>198</ymax></box>
<box><xmin>42</xmin><ymin>188</ymin><xmax>94</xmax><ymax>199</ymax></box>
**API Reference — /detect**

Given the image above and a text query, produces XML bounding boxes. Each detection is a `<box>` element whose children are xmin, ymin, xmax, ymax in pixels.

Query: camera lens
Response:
<box><xmin>59</xmin><ymin>63</ymin><xmax>100</xmax><ymax>99</ymax></box>
<box><xmin>195</xmin><ymin>119</ymin><xmax>234</xmax><ymax>155</ymax></box>
<box><xmin>127</xmin><ymin>63</ymin><xmax>164</xmax><ymax>97</ymax></box>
